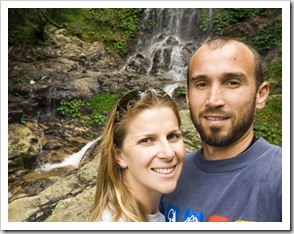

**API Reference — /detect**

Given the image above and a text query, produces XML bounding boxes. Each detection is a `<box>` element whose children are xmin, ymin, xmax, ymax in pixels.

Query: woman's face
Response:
<box><xmin>115</xmin><ymin>107</ymin><xmax>185</xmax><ymax>200</ymax></box>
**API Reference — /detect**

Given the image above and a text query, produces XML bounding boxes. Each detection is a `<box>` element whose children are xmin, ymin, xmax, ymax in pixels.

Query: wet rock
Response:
<box><xmin>8</xmin><ymin>123</ymin><xmax>40</xmax><ymax>178</ymax></box>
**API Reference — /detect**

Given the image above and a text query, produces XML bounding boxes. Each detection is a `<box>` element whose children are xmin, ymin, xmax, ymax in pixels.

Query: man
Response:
<box><xmin>161</xmin><ymin>37</ymin><xmax>282</xmax><ymax>222</ymax></box>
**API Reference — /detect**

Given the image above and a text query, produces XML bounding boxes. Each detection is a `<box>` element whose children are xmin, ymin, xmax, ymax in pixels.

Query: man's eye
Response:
<box><xmin>227</xmin><ymin>81</ymin><xmax>240</xmax><ymax>88</ymax></box>
<box><xmin>195</xmin><ymin>82</ymin><xmax>207</xmax><ymax>89</ymax></box>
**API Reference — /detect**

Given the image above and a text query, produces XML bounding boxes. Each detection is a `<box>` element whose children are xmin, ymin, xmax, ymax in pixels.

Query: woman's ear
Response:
<box><xmin>115</xmin><ymin>148</ymin><xmax>127</xmax><ymax>168</ymax></box>
<box><xmin>256</xmin><ymin>82</ymin><xmax>270</xmax><ymax>110</ymax></box>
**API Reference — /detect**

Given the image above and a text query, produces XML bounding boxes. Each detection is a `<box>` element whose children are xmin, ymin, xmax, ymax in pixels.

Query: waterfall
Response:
<box><xmin>122</xmin><ymin>9</ymin><xmax>210</xmax><ymax>95</ymax></box>
<box><xmin>47</xmin><ymin>87</ymin><xmax>57</xmax><ymax>111</ymax></box>
<box><xmin>38</xmin><ymin>137</ymin><xmax>101</xmax><ymax>172</ymax></box>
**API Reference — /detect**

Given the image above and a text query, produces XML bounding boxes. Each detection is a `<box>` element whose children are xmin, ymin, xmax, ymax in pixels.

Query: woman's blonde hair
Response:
<box><xmin>88</xmin><ymin>88</ymin><xmax>181</xmax><ymax>222</ymax></box>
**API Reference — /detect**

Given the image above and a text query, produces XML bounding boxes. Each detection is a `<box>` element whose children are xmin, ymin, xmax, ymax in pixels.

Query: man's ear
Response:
<box><xmin>256</xmin><ymin>82</ymin><xmax>270</xmax><ymax>110</ymax></box>
<box><xmin>186</xmin><ymin>86</ymin><xmax>190</xmax><ymax>107</ymax></box>
<box><xmin>115</xmin><ymin>148</ymin><xmax>127</xmax><ymax>168</ymax></box>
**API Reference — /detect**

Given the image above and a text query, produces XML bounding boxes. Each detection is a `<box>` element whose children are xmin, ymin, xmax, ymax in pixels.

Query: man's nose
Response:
<box><xmin>205</xmin><ymin>85</ymin><xmax>225</xmax><ymax>107</ymax></box>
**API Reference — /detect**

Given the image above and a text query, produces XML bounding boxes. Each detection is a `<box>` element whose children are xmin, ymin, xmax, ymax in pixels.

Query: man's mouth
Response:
<box><xmin>205</xmin><ymin>116</ymin><xmax>228</xmax><ymax>121</ymax></box>
<box><xmin>152</xmin><ymin>166</ymin><xmax>175</xmax><ymax>174</ymax></box>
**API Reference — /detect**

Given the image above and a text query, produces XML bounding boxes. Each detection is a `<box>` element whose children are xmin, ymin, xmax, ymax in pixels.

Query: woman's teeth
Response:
<box><xmin>152</xmin><ymin>167</ymin><xmax>175</xmax><ymax>174</ymax></box>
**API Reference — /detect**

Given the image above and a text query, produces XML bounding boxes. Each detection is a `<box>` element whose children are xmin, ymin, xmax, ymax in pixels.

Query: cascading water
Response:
<box><xmin>122</xmin><ymin>8</ymin><xmax>212</xmax><ymax>96</ymax></box>
<box><xmin>37</xmin><ymin>137</ymin><xmax>101</xmax><ymax>172</ymax></box>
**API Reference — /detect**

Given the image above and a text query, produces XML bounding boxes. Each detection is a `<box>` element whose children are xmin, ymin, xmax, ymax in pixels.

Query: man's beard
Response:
<box><xmin>189</xmin><ymin>100</ymin><xmax>256</xmax><ymax>147</ymax></box>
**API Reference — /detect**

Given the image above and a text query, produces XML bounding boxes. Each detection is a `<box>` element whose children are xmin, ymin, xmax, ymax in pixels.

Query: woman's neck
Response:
<box><xmin>129</xmin><ymin>186</ymin><xmax>161</xmax><ymax>214</ymax></box>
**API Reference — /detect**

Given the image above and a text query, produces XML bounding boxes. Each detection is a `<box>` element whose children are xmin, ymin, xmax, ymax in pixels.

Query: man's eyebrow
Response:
<box><xmin>223</xmin><ymin>72</ymin><xmax>247</xmax><ymax>79</ymax></box>
<box><xmin>222</xmin><ymin>72</ymin><xmax>249</xmax><ymax>83</ymax></box>
<box><xmin>190</xmin><ymin>74</ymin><xmax>207</xmax><ymax>82</ymax></box>
<box><xmin>193</xmin><ymin>72</ymin><xmax>248</xmax><ymax>79</ymax></box>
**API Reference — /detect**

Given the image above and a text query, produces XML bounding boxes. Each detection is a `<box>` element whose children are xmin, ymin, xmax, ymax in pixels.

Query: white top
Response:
<box><xmin>100</xmin><ymin>209</ymin><xmax>165</xmax><ymax>222</ymax></box>
<box><xmin>148</xmin><ymin>211</ymin><xmax>165</xmax><ymax>222</ymax></box>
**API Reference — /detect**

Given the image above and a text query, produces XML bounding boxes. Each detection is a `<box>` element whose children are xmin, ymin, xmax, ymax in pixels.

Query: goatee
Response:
<box><xmin>189</xmin><ymin>104</ymin><xmax>255</xmax><ymax>147</ymax></box>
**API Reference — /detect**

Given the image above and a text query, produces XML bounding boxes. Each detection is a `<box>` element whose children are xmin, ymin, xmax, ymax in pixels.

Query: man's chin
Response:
<box><xmin>201</xmin><ymin>133</ymin><xmax>232</xmax><ymax>147</ymax></box>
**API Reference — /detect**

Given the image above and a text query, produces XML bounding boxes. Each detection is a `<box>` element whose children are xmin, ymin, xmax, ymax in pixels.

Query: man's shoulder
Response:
<box><xmin>180</xmin><ymin>150</ymin><xmax>201</xmax><ymax>172</ymax></box>
<box><xmin>185</xmin><ymin>150</ymin><xmax>200</xmax><ymax>160</ymax></box>
<box><xmin>248</xmin><ymin>138</ymin><xmax>282</xmax><ymax>179</ymax></box>
<box><xmin>254</xmin><ymin>138</ymin><xmax>282</xmax><ymax>163</ymax></box>
<box><xmin>182</xmin><ymin>150</ymin><xmax>199</xmax><ymax>166</ymax></box>
<box><xmin>256</xmin><ymin>138</ymin><xmax>281</xmax><ymax>154</ymax></box>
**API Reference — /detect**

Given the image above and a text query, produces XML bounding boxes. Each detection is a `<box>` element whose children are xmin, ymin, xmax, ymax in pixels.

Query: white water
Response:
<box><xmin>38</xmin><ymin>137</ymin><xmax>101</xmax><ymax>172</ymax></box>
<box><xmin>163</xmin><ymin>83</ymin><xmax>182</xmax><ymax>97</ymax></box>
<box><xmin>121</xmin><ymin>9</ymin><xmax>208</xmax><ymax>96</ymax></box>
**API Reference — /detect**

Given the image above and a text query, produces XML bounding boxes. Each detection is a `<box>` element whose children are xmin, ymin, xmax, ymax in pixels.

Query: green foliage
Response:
<box><xmin>85</xmin><ymin>113</ymin><xmax>106</xmax><ymax>127</ymax></box>
<box><xmin>9</xmin><ymin>9</ymin><xmax>37</xmax><ymax>44</ymax></box>
<box><xmin>31</xmin><ymin>51</ymin><xmax>49</xmax><ymax>64</ymax></box>
<box><xmin>117</xmin><ymin>8</ymin><xmax>143</xmax><ymax>37</ymax></box>
<box><xmin>229</xmin><ymin>8</ymin><xmax>263</xmax><ymax>21</ymax></box>
<box><xmin>47</xmin><ymin>9</ymin><xmax>85</xmax><ymax>25</ymax></box>
<box><xmin>210</xmin><ymin>8</ymin><xmax>280</xmax><ymax>54</ymax></box>
<box><xmin>254</xmin><ymin>95</ymin><xmax>282</xmax><ymax>146</ymax></box>
<box><xmin>212</xmin><ymin>9</ymin><xmax>236</xmax><ymax>34</ymax></box>
<box><xmin>251</xmin><ymin>24</ymin><xmax>282</xmax><ymax>53</ymax></box>
<box><xmin>16</xmin><ymin>77</ymin><xmax>29</xmax><ymax>84</ymax></box>
<box><xmin>263</xmin><ymin>57</ymin><xmax>282</xmax><ymax>95</ymax></box>
<box><xmin>147</xmin><ymin>19</ymin><xmax>155</xmax><ymax>31</ymax></box>
<box><xmin>8</xmin><ymin>25</ymin><xmax>40</xmax><ymax>45</ymax></box>
<box><xmin>20</xmin><ymin>117</ymin><xmax>26</xmax><ymax>125</ymax></box>
<box><xmin>8</xmin><ymin>8</ymin><xmax>143</xmax><ymax>57</ymax></box>
<box><xmin>174</xmin><ymin>87</ymin><xmax>186</xmax><ymax>97</ymax></box>
<box><xmin>199</xmin><ymin>9</ymin><xmax>210</xmax><ymax>32</ymax></box>
<box><xmin>85</xmin><ymin>93</ymin><xmax>120</xmax><ymax>126</ymax></box>
<box><xmin>212</xmin><ymin>8</ymin><xmax>264</xmax><ymax>34</ymax></box>
<box><xmin>83</xmin><ymin>8</ymin><xmax>143</xmax><ymax>55</ymax></box>
<box><xmin>88</xmin><ymin>93</ymin><xmax>120</xmax><ymax>115</ymax></box>
<box><xmin>56</xmin><ymin>93</ymin><xmax>120</xmax><ymax>126</ymax></box>
<box><xmin>57</xmin><ymin>99</ymin><xmax>86</xmax><ymax>118</ymax></box>
<box><xmin>87</xmin><ymin>131</ymin><xmax>96</xmax><ymax>139</ymax></box>
<box><xmin>264</xmin><ymin>57</ymin><xmax>282</xmax><ymax>79</ymax></box>
<box><xmin>109</xmin><ymin>39</ymin><xmax>128</xmax><ymax>56</ymax></box>
<box><xmin>8</xmin><ymin>9</ymin><xmax>55</xmax><ymax>44</ymax></box>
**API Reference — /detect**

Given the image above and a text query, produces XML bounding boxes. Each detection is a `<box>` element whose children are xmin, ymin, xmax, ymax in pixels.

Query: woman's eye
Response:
<box><xmin>167</xmin><ymin>133</ymin><xmax>181</xmax><ymax>141</ymax></box>
<box><xmin>140</xmin><ymin>138</ymin><xmax>152</xmax><ymax>144</ymax></box>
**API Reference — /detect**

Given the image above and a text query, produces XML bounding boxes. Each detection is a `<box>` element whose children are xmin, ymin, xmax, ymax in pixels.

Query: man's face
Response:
<box><xmin>186</xmin><ymin>42</ymin><xmax>258</xmax><ymax>147</ymax></box>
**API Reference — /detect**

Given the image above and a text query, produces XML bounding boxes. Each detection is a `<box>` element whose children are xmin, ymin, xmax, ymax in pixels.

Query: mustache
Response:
<box><xmin>199</xmin><ymin>107</ymin><xmax>233</xmax><ymax>118</ymax></box>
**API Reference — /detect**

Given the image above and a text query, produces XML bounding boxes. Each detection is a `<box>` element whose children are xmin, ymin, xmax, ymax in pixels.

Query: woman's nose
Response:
<box><xmin>156</xmin><ymin>140</ymin><xmax>175</xmax><ymax>160</ymax></box>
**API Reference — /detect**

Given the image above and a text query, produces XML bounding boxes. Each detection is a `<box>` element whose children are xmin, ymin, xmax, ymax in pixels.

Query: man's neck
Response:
<box><xmin>201</xmin><ymin>131</ymin><xmax>255</xmax><ymax>160</ymax></box>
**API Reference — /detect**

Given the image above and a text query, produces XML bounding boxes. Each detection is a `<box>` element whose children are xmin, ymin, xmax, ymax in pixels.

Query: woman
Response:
<box><xmin>89</xmin><ymin>88</ymin><xmax>185</xmax><ymax>222</ymax></box>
